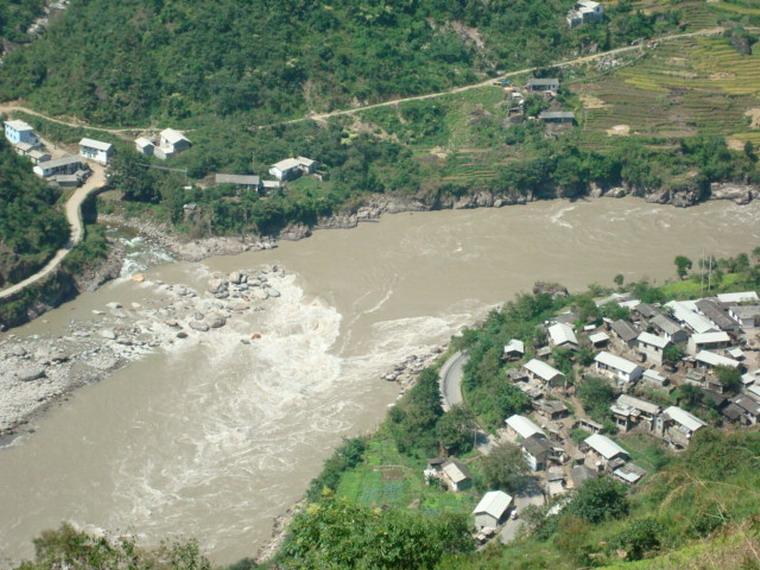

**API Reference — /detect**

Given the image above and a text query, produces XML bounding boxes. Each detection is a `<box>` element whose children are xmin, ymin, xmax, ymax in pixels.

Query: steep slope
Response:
<box><xmin>0</xmin><ymin>0</ymin><xmax>673</xmax><ymax>125</ymax></box>
<box><xmin>0</xmin><ymin>136</ymin><xmax>68</xmax><ymax>287</ymax></box>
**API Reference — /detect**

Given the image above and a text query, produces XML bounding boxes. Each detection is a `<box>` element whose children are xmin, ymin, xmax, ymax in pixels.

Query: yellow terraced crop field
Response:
<box><xmin>575</xmin><ymin>36</ymin><xmax>760</xmax><ymax>141</ymax></box>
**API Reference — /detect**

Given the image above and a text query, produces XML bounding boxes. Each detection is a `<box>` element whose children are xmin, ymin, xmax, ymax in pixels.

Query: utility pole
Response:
<box><xmin>700</xmin><ymin>247</ymin><xmax>705</xmax><ymax>294</ymax></box>
<box><xmin>707</xmin><ymin>255</ymin><xmax>713</xmax><ymax>292</ymax></box>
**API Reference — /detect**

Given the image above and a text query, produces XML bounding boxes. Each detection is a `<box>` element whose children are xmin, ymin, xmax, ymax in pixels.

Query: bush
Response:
<box><xmin>306</xmin><ymin>437</ymin><xmax>367</xmax><ymax>501</ymax></box>
<box><xmin>612</xmin><ymin>517</ymin><xmax>663</xmax><ymax>561</ymax></box>
<box><xmin>567</xmin><ymin>476</ymin><xmax>629</xmax><ymax>524</ymax></box>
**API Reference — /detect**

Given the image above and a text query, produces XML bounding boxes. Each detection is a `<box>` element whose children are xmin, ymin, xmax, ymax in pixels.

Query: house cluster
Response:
<box><xmin>4</xmin><ymin>118</ymin><xmax>117</xmax><ymax>188</ymax></box>
<box><xmin>501</xmin><ymin>77</ymin><xmax>575</xmax><ymax>127</ymax></box>
<box><xmin>135</xmin><ymin>128</ymin><xmax>192</xmax><ymax>160</ymax></box>
<box><xmin>567</xmin><ymin>0</ymin><xmax>604</xmax><ymax>28</ymax></box>
<box><xmin>213</xmin><ymin>156</ymin><xmax>318</xmax><ymax>195</ymax></box>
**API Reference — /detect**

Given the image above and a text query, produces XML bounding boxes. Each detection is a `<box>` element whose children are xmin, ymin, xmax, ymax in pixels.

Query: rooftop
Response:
<box><xmin>524</xmin><ymin>358</ymin><xmax>564</xmax><ymax>382</ymax></box>
<box><xmin>691</xmin><ymin>331</ymin><xmax>731</xmax><ymax>345</ymax></box>
<box><xmin>5</xmin><ymin>119</ymin><xmax>34</xmax><ymax>131</ymax></box>
<box><xmin>548</xmin><ymin>322</ymin><xmax>578</xmax><ymax>346</ymax></box>
<box><xmin>695</xmin><ymin>350</ymin><xmax>740</xmax><ymax>369</ymax></box>
<box><xmin>36</xmin><ymin>155</ymin><xmax>84</xmax><ymax>170</ymax></box>
<box><xmin>666</xmin><ymin>301</ymin><xmax>716</xmax><ymax>334</ymax></box>
<box><xmin>215</xmin><ymin>173</ymin><xmax>261</xmax><ymax>186</ymax></box>
<box><xmin>717</xmin><ymin>291</ymin><xmax>759</xmax><ymax>304</ymax></box>
<box><xmin>442</xmin><ymin>459</ymin><xmax>472</xmax><ymax>484</ymax></box>
<box><xmin>611</xmin><ymin>319</ymin><xmax>639</xmax><ymax>342</ymax></box>
<box><xmin>650</xmin><ymin>314</ymin><xmax>684</xmax><ymax>336</ymax></box>
<box><xmin>664</xmin><ymin>406</ymin><xmax>707</xmax><ymax>432</ymax></box>
<box><xmin>161</xmin><ymin>128</ymin><xmax>190</xmax><ymax>145</ymax></box>
<box><xmin>505</xmin><ymin>414</ymin><xmax>546</xmax><ymax>440</ymax></box>
<box><xmin>637</xmin><ymin>331</ymin><xmax>669</xmax><ymax>349</ymax></box>
<box><xmin>79</xmin><ymin>137</ymin><xmax>113</xmax><ymax>152</ymax></box>
<box><xmin>584</xmin><ymin>433</ymin><xmax>628</xmax><ymax>460</ymax></box>
<box><xmin>595</xmin><ymin>351</ymin><xmax>641</xmax><ymax>375</ymax></box>
<box><xmin>504</xmin><ymin>339</ymin><xmax>525</xmax><ymax>354</ymax></box>
<box><xmin>473</xmin><ymin>490</ymin><xmax>513</xmax><ymax>519</ymax></box>
<box><xmin>617</xmin><ymin>394</ymin><xmax>661</xmax><ymax>416</ymax></box>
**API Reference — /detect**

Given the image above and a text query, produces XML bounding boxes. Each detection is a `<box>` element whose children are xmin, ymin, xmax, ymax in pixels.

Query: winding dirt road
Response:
<box><xmin>0</xmin><ymin>163</ymin><xmax>106</xmax><ymax>301</ymax></box>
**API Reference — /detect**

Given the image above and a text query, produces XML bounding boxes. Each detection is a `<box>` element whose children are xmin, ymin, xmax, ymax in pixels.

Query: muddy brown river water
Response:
<box><xmin>1</xmin><ymin>198</ymin><xmax>759</xmax><ymax>566</ymax></box>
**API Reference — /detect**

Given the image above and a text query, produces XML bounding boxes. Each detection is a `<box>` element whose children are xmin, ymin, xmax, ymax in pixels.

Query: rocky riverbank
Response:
<box><xmin>0</xmin><ymin>266</ymin><xmax>288</xmax><ymax>442</ymax></box>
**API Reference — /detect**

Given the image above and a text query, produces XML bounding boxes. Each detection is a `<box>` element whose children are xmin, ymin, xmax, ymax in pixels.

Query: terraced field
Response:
<box><xmin>575</xmin><ymin>36</ymin><xmax>760</xmax><ymax>142</ymax></box>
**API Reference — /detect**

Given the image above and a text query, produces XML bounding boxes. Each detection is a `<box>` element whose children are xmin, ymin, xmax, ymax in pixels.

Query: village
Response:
<box><xmin>2</xmin><ymin>117</ymin><xmax>319</xmax><ymax>195</ymax></box>
<box><xmin>424</xmin><ymin>288</ymin><xmax>760</xmax><ymax>544</ymax></box>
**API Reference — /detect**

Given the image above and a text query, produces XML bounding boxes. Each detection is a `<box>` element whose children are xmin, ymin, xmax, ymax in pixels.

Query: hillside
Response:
<box><xmin>0</xmin><ymin>136</ymin><xmax>68</xmax><ymax>288</ymax></box>
<box><xmin>271</xmin><ymin>255</ymin><xmax>760</xmax><ymax>570</ymax></box>
<box><xmin>0</xmin><ymin>0</ymin><xmax>679</xmax><ymax>126</ymax></box>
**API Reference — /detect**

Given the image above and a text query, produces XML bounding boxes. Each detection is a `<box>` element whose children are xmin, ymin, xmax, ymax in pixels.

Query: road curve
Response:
<box><xmin>439</xmin><ymin>350</ymin><xmax>469</xmax><ymax>411</ymax></box>
<box><xmin>0</xmin><ymin>164</ymin><xmax>107</xmax><ymax>301</ymax></box>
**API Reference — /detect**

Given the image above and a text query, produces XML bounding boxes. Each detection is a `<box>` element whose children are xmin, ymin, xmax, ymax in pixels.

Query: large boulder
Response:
<box><xmin>207</xmin><ymin>278</ymin><xmax>229</xmax><ymax>294</ymax></box>
<box><xmin>189</xmin><ymin>321</ymin><xmax>210</xmax><ymax>332</ymax></box>
<box><xmin>18</xmin><ymin>367</ymin><xmax>46</xmax><ymax>382</ymax></box>
<box><xmin>709</xmin><ymin>182</ymin><xmax>755</xmax><ymax>205</ymax></box>
<box><xmin>207</xmin><ymin>314</ymin><xmax>227</xmax><ymax>329</ymax></box>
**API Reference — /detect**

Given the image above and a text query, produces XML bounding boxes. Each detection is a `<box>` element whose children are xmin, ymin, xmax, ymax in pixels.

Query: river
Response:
<box><xmin>0</xmin><ymin>198</ymin><xmax>758</xmax><ymax>566</ymax></box>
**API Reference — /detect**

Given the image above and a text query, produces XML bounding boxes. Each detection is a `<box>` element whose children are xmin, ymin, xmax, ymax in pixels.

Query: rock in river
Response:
<box><xmin>189</xmin><ymin>321</ymin><xmax>210</xmax><ymax>332</ymax></box>
<box><xmin>18</xmin><ymin>368</ymin><xmax>46</xmax><ymax>382</ymax></box>
<box><xmin>207</xmin><ymin>314</ymin><xmax>227</xmax><ymax>329</ymax></box>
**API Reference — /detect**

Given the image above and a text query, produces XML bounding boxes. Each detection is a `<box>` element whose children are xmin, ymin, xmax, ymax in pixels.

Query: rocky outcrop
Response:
<box><xmin>645</xmin><ymin>188</ymin><xmax>670</xmax><ymax>204</ymax></box>
<box><xmin>533</xmin><ymin>281</ymin><xmax>569</xmax><ymax>299</ymax></box>
<box><xmin>709</xmin><ymin>182</ymin><xmax>756</xmax><ymax>205</ymax></box>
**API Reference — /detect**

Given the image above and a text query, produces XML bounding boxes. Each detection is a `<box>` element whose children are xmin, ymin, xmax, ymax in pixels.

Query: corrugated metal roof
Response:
<box><xmin>717</xmin><ymin>291</ymin><xmax>759</xmax><ymax>304</ymax></box>
<box><xmin>584</xmin><ymin>433</ymin><xmax>628</xmax><ymax>460</ymax></box>
<box><xmin>523</xmin><ymin>359</ymin><xmax>564</xmax><ymax>382</ymax></box>
<box><xmin>637</xmin><ymin>331</ymin><xmax>669</xmax><ymax>349</ymax></box>
<box><xmin>548</xmin><ymin>322</ymin><xmax>578</xmax><ymax>346</ymax></box>
<box><xmin>473</xmin><ymin>490</ymin><xmax>513</xmax><ymax>518</ymax></box>
<box><xmin>79</xmin><ymin>137</ymin><xmax>112</xmax><ymax>152</ymax></box>
<box><xmin>505</xmin><ymin>414</ymin><xmax>546</xmax><ymax>440</ymax></box>
<box><xmin>695</xmin><ymin>350</ymin><xmax>740</xmax><ymax>369</ymax></box>
<box><xmin>664</xmin><ymin>406</ymin><xmax>706</xmax><ymax>432</ymax></box>
<box><xmin>594</xmin><ymin>351</ymin><xmax>641</xmax><ymax>375</ymax></box>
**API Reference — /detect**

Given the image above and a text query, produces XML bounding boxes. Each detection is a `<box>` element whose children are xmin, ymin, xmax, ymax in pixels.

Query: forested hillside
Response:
<box><xmin>0</xmin><ymin>136</ymin><xmax>68</xmax><ymax>287</ymax></box>
<box><xmin>0</xmin><ymin>0</ymin><xmax>675</xmax><ymax>125</ymax></box>
<box><xmin>0</xmin><ymin>0</ymin><xmax>44</xmax><ymax>44</ymax></box>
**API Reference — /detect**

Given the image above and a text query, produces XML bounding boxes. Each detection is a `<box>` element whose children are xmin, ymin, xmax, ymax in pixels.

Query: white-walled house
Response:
<box><xmin>135</xmin><ymin>137</ymin><xmax>155</xmax><ymax>156</ymax></box>
<box><xmin>269</xmin><ymin>156</ymin><xmax>317</xmax><ymax>181</ymax></box>
<box><xmin>4</xmin><ymin>119</ymin><xmax>38</xmax><ymax>146</ymax></box>
<box><xmin>594</xmin><ymin>351</ymin><xmax>643</xmax><ymax>384</ymax></box>
<box><xmin>637</xmin><ymin>331</ymin><xmax>670</xmax><ymax>365</ymax></box>
<box><xmin>155</xmin><ymin>129</ymin><xmax>191</xmax><ymax>159</ymax></box>
<box><xmin>658</xmin><ymin>406</ymin><xmax>706</xmax><ymax>449</ymax></box>
<box><xmin>79</xmin><ymin>138</ymin><xmax>114</xmax><ymax>165</ymax></box>
<box><xmin>583</xmin><ymin>433</ymin><xmax>628</xmax><ymax>471</ymax></box>
<box><xmin>567</xmin><ymin>0</ymin><xmax>604</xmax><ymax>27</ymax></box>
<box><xmin>687</xmin><ymin>331</ymin><xmax>731</xmax><ymax>356</ymax></box>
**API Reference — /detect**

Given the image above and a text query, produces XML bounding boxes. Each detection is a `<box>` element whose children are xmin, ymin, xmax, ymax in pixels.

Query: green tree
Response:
<box><xmin>110</xmin><ymin>152</ymin><xmax>159</xmax><ymax>203</ymax></box>
<box><xmin>613</xmin><ymin>274</ymin><xmax>625</xmax><ymax>288</ymax></box>
<box><xmin>674</xmin><ymin>255</ymin><xmax>692</xmax><ymax>279</ymax></box>
<box><xmin>715</xmin><ymin>365</ymin><xmax>742</xmax><ymax>394</ymax></box>
<box><xmin>568</xmin><ymin>476</ymin><xmax>629</xmax><ymax>524</ymax></box>
<box><xmin>480</xmin><ymin>442</ymin><xmax>529</xmax><ymax>492</ymax></box>
<box><xmin>662</xmin><ymin>344</ymin><xmax>685</xmax><ymax>367</ymax></box>
<box><xmin>577</xmin><ymin>376</ymin><xmax>616</xmax><ymax>423</ymax></box>
<box><xmin>15</xmin><ymin>523</ymin><xmax>211</xmax><ymax>570</ymax></box>
<box><xmin>612</xmin><ymin>517</ymin><xmax>663</xmax><ymax>561</ymax></box>
<box><xmin>436</xmin><ymin>405</ymin><xmax>477</xmax><ymax>455</ymax></box>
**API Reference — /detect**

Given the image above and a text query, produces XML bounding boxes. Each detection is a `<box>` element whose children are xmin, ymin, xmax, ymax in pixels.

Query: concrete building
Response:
<box><xmin>79</xmin><ymin>137</ymin><xmax>114</xmax><ymax>165</ymax></box>
<box><xmin>269</xmin><ymin>156</ymin><xmax>316</xmax><ymax>181</ymax></box>
<box><xmin>695</xmin><ymin>299</ymin><xmax>741</xmax><ymax>333</ymax></box>
<box><xmin>473</xmin><ymin>491</ymin><xmax>513</xmax><ymax>530</ymax></box>
<box><xmin>729</xmin><ymin>305</ymin><xmax>760</xmax><ymax>329</ymax></box>
<box><xmin>215</xmin><ymin>173</ymin><xmax>262</xmax><ymax>191</ymax></box>
<box><xmin>523</xmin><ymin>359</ymin><xmax>565</xmax><ymax>388</ymax></box>
<box><xmin>611</xmin><ymin>394</ymin><xmax>661</xmax><ymax>432</ymax></box>
<box><xmin>613</xmin><ymin>462</ymin><xmax>646</xmax><ymax>485</ymax></box>
<box><xmin>717</xmin><ymin>291</ymin><xmax>759</xmax><ymax>304</ymax></box>
<box><xmin>155</xmin><ymin>128</ymin><xmax>191</xmax><ymax>159</ymax></box>
<box><xmin>594</xmin><ymin>351</ymin><xmax>643</xmax><ymax>384</ymax></box>
<box><xmin>135</xmin><ymin>137</ymin><xmax>155</xmax><ymax>156</ymax></box>
<box><xmin>687</xmin><ymin>331</ymin><xmax>731</xmax><ymax>356</ymax></box>
<box><xmin>567</xmin><ymin>0</ymin><xmax>604</xmax><ymax>27</ymax></box>
<box><xmin>526</xmin><ymin>78</ymin><xmax>559</xmax><ymax>92</ymax></box>
<box><xmin>694</xmin><ymin>350</ymin><xmax>741</xmax><ymax>371</ymax></box>
<box><xmin>658</xmin><ymin>406</ymin><xmax>706</xmax><ymax>449</ymax></box>
<box><xmin>538</xmin><ymin>111</ymin><xmax>575</xmax><ymax>124</ymax></box>
<box><xmin>666</xmin><ymin>301</ymin><xmax>716</xmax><ymax>334</ymax></box>
<box><xmin>637</xmin><ymin>331</ymin><xmax>670</xmax><ymax>365</ymax></box>
<box><xmin>649</xmin><ymin>314</ymin><xmax>689</xmax><ymax>344</ymax></box>
<box><xmin>4</xmin><ymin>119</ymin><xmax>38</xmax><ymax>146</ymax></box>
<box><xmin>33</xmin><ymin>155</ymin><xmax>87</xmax><ymax>178</ymax></box>
<box><xmin>588</xmin><ymin>331</ymin><xmax>610</xmax><ymax>348</ymax></box>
